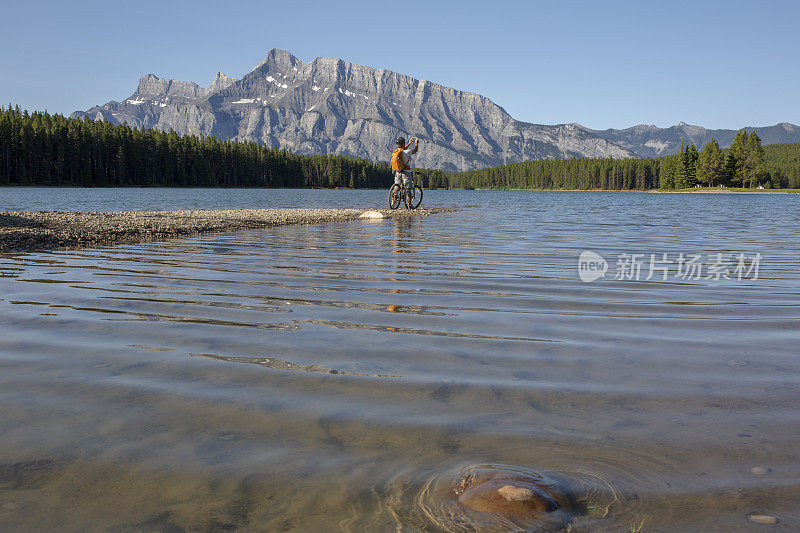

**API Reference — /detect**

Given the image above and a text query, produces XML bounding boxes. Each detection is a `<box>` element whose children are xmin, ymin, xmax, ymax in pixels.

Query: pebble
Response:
<box><xmin>748</xmin><ymin>514</ymin><xmax>779</xmax><ymax>525</ymax></box>
<box><xmin>1</xmin><ymin>208</ymin><xmax>451</xmax><ymax>252</ymax></box>
<box><xmin>751</xmin><ymin>467</ymin><xmax>771</xmax><ymax>475</ymax></box>
<box><xmin>497</xmin><ymin>485</ymin><xmax>535</xmax><ymax>501</ymax></box>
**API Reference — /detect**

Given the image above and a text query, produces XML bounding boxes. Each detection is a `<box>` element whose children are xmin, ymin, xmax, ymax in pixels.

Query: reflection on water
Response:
<box><xmin>188</xmin><ymin>352</ymin><xmax>401</xmax><ymax>378</ymax></box>
<box><xmin>387</xmin><ymin>217</ymin><xmax>411</xmax><ymax>315</ymax></box>
<box><xmin>1</xmin><ymin>191</ymin><xmax>800</xmax><ymax>531</ymax></box>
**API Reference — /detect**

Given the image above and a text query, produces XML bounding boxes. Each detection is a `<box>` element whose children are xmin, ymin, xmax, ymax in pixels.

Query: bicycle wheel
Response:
<box><xmin>406</xmin><ymin>185</ymin><xmax>423</xmax><ymax>209</ymax></box>
<box><xmin>388</xmin><ymin>184</ymin><xmax>402</xmax><ymax>209</ymax></box>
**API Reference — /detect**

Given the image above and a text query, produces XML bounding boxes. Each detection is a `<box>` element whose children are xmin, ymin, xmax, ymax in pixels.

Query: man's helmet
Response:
<box><xmin>396</xmin><ymin>137</ymin><xmax>406</xmax><ymax>145</ymax></box>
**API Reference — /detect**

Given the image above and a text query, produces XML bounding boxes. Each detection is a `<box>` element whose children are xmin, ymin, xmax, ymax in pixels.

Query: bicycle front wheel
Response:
<box><xmin>406</xmin><ymin>185</ymin><xmax>423</xmax><ymax>209</ymax></box>
<box><xmin>388</xmin><ymin>184</ymin><xmax>402</xmax><ymax>209</ymax></box>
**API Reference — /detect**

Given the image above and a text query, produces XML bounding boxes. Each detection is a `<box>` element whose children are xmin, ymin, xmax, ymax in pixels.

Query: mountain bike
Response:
<box><xmin>388</xmin><ymin>171</ymin><xmax>423</xmax><ymax>209</ymax></box>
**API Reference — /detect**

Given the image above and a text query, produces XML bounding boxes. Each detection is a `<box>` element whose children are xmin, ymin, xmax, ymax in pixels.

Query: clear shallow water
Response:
<box><xmin>1</xmin><ymin>189</ymin><xmax>799</xmax><ymax>531</ymax></box>
<box><xmin>0</xmin><ymin>187</ymin><xmax>439</xmax><ymax>212</ymax></box>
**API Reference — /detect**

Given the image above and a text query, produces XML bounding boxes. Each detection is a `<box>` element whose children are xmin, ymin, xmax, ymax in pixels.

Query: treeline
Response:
<box><xmin>0</xmin><ymin>106</ymin><xmax>391</xmax><ymax>188</ymax></box>
<box><xmin>447</xmin><ymin>157</ymin><xmax>662</xmax><ymax>190</ymax></box>
<box><xmin>447</xmin><ymin>134</ymin><xmax>800</xmax><ymax>190</ymax></box>
<box><xmin>2</xmin><ymin>106</ymin><xmax>798</xmax><ymax>190</ymax></box>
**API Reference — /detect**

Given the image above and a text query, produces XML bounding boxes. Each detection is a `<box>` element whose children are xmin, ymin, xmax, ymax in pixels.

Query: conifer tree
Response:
<box><xmin>660</xmin><ymin>157</ymin><xmax>676</xmax><ymax>189</ymax></box>
<box><xmin>685</xmin><ymin>144</ymin><xmax>699</xmax><ymax>187</ymax></box>
<box><xmin>674</xmin><ymin>143</ymin><xmax>689</xmax><ymax>188</ymax></box>
<box><xmin>729</xmin><ymin>130</ymin><xmax>748</xmax><ymax>186</ymax></box>
<box><xmin>722</xmin><ymin>151</ymin><xmax>738</xmax><ymax>186</ymax></box>
<box><xmin>743</xmin><ymin>132</ymin><xmax>765</xmax><ymax>188</ymax></box>
<box><xmin>697</xmin><ymin>139</ymin><xmax>724</xmax><ymax>186</ymax></box>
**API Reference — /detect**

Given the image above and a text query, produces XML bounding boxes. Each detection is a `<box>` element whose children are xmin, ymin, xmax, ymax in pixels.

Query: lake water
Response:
<box><xmin>1</xmin><ymin>188</ymin><xmax>799</xmax><ymax>531</ymax></box>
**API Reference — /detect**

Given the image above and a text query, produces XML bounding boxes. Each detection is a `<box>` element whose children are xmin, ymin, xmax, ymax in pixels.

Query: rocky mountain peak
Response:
<box><xmin>135</xmin><ymin>74</ymin><xmax>165</xmax><ymax>96</ymax></box>
<box><xmin>251</xmin><ymin>48</ymin><xmax>305</xmax><ymax>74</ymax></box>
<box><xmin>209</xmin><ymin>72</ymin><xmax>237</xmax><ymax>93</ymax></box>
<box><xmin>134</xmin><ymin>74</ymin><xmax>207</xmax><ymax>100</ymax></box>
<box><xmin>70</xmin><ymin>49</ymin><xmax>800</xmax><ymax>170</ymax></box>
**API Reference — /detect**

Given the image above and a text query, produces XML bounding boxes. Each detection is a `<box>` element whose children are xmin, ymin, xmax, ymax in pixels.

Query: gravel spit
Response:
<box><xmin>0</xmin><ymin>207</ymin><xmax>453</xmax><ymax>253</ymax></box>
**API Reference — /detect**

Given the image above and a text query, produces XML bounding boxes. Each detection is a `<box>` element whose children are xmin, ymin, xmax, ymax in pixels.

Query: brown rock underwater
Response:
<box><xmin>454</xmin><ymin>466</ymin><xmax>562</xmax><ymax>521</ymax></box>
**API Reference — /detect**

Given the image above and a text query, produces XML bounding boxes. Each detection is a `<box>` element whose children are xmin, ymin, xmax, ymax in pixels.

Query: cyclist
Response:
<box><xmin>391</xmin><ymin>136</ymin><xmax>419</xmax><ymax>203</ymax></box>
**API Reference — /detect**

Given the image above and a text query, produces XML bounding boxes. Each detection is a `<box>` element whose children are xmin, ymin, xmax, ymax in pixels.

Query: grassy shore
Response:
<box><xmin>0</xmin><ymin>208</ymin><xmax>451</xmax><ymax>253</ymax></box>
<box><xmin>650</xmin><ymin>187</ymin><xmax>800</xmax><ymax>194</ymax></box>
<box><xmin>461</xmin><ymin>187</ymin><xmax>800</xmax><ymax>193</ymax></box>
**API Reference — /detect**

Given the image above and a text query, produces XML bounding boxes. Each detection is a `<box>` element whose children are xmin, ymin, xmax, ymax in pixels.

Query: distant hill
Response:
<box><xmin>587</xmin><ymin>121</ymin><xmax>800</xmax><ymax>158</ymax></box>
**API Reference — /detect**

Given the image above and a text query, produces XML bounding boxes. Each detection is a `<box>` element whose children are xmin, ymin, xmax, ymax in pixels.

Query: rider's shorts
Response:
<box><xmin>394</xmin><ymin>171</ymin><xmax>413</xmax><ymax>189</ymax></box>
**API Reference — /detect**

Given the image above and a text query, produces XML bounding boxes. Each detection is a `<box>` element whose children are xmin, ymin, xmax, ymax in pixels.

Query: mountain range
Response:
<box><xmin>72</xmin><ymin>49</ymin><xmax>800</xmax><ymax>172</ymax></box>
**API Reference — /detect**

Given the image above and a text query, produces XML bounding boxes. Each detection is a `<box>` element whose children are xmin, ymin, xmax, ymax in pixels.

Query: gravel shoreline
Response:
<box><xmin>0</xmin><ymin>207</ymin><xmax>452</xmax><ymax>253</ymax></box>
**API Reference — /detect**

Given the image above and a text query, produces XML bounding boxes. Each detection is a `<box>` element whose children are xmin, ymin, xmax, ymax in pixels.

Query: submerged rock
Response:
<box><xmin>748</xmin><ymin>514</ymin><xmax>779</xmax><ymax>525</ymax></box>
<box><xmin>454</xmin><ymin>466</ymin><xmax>560</xmax><ymax>520</ymax></box>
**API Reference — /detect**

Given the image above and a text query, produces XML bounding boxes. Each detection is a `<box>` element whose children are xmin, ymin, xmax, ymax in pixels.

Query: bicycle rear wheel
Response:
<box><xmin>388</xmin><ymin>184</ymin><xmax>402</xmax><ymax>209</ymax></box>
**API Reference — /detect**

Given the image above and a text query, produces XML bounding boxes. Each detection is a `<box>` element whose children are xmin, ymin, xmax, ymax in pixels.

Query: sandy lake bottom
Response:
<box><xmin>0</xmin><ymin>189</ymin><xmax>799</xmax><ymax>531</ymax></box>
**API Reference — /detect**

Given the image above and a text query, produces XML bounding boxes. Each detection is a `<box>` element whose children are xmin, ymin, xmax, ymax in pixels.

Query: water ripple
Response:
<box><xmin>1</xmin><ymin>191</ymin><xmax>799</xmax><ymax>531</ymax></box>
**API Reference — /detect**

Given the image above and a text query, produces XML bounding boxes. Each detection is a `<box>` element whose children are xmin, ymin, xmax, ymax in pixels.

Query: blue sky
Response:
<box><xmin>2</xmin><ymin>0</ymin><xmax>797</xmax><ymax>130</ymax></box>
